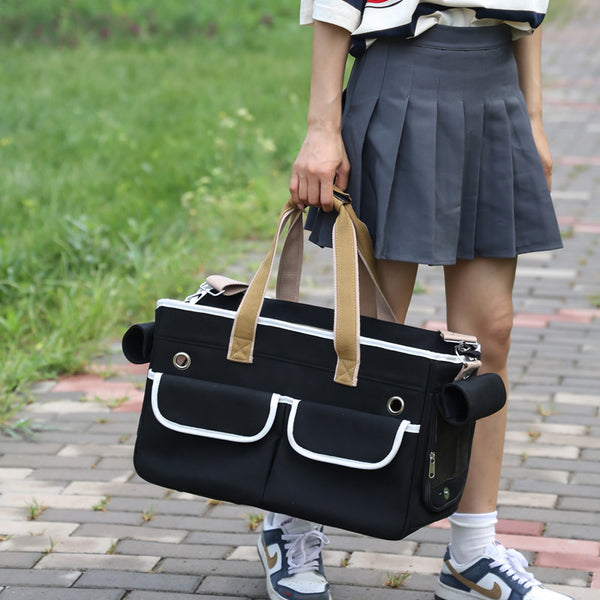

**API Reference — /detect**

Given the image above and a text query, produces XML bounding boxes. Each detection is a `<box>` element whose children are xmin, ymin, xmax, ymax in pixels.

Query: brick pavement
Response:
<box><xmin>1</xmin><ymin>3</ymin><xmax>599</xmax><ymax>599</ymax></box>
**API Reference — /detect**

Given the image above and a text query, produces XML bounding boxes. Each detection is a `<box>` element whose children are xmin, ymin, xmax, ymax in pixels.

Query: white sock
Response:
<box><xmin>448</xmin><ymin>511</ymin><xmax>498</xmax><ymax>564</ymax></box>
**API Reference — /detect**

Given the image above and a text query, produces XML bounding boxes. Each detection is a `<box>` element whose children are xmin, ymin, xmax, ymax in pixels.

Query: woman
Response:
<box><xmin>257</xmin><ymin>2</ymin><xmax>570</xmax><ymax>600</ymax></box>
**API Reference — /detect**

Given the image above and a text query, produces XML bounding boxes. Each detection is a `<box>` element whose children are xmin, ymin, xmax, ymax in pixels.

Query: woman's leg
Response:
<box><xmin>443</xmin><ymin>257</ymin><xmax>517</xmax><ymax>513</ymax></box>
<box><xmin>374</xmin><ymin>260</ymin><xmax>420</xmax><ymax>322</ymax></box>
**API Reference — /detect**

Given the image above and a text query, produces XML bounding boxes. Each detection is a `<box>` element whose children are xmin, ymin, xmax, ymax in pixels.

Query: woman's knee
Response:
<box><xmin>476</xmin><ymin>310</ymin><xmax>513</xmax><ymax>367</ymax></box>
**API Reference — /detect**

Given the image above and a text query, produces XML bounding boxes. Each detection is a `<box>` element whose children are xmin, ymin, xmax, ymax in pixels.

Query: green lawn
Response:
<box><xmin>0</xmin><ymin>1</ymin><xmax>312</xmax><ymax>422</ymax></box>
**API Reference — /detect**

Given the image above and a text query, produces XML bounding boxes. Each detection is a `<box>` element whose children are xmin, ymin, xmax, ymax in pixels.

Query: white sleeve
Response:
<box><xmin>300</xmin><ymin>0</ymin><xmax>363</xmax><ymax>33</ymax></box>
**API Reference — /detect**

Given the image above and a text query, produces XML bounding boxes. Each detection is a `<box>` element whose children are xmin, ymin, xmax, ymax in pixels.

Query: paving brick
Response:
<box><xmin>558</xmin><ymin>496</ymin><xmax>600</xmax><ymax>513</ymax></box>
<box><xmin>149</xmin><ymin>515</ymin><xmax>249</xmax><ymax>533</ymax></box>
<box><xmin>555</xmin><ymin>393</ymin><xmax>600</xmax><ymax>407</ymax></box>
<box><xmin>414</xmin><ymin>542</ymin><xmax>447</xmax><ymax>558</ymax></box>
<box><xmin>528</xmin><ymin>566</ymin><xmax>591</xmax><ymax>587</ymax></box>
<box><xmin>39</xmin><ymin>509</ymin><xmax>143</xmax><ymax>526</ymax></box>
<box><xmin>62</xmin><ymin>482</ymin><xmax>166</xmax><ymax>499</ymax></box>
<box><xmin>581</xmin><ymin>449</ymin><xmax>600</xmax><ymax>461</ymax></box>
<box><xmin>500</xmin><ymin>467</ymin><xmax>570</xmax><ymax>484</ymax></box>
<box><xmin>496</xmin><ymin>534</ymin><xmax>599</xmax><ymax>556</ymax></box>
<box><xmin>26</xmin><ymin>468</ymin><xmax>131</xmax><ymax>483</ymax></box>
<box><xmin>544</xmin><ymin>523</ymin><xmax>600</xmax><ymax>541</ymax></box>
<box><xmin>537</xmin><ymin>552</ymin><xmax>600</xmax><ymax>572</ymax></box>
<box><xmin>571</xmin><ymin>472</ymin><xmax>600</xmax><ymax>486</ymax></box>
<box><xmin>226</xmin><ymin>546</ymin><xmax>347</xmax><ymax>569</ymax></box>
<box><xmin>497</xmin><ymin>491</ymin><xmax>558</xmax><ymax>508</ymax></box>
<box><xmin>0</xmin><ymin>551</ymin><xmax>43</xmax><ymax>568</ymax></box>
<box><xmin>498</xmin><ymin>507</ymin><xmax>600</xmax><ymax>527</ymax></box>
<box><xmin>35</xmin><ymin>552</ymin><xmax>159</xmax><ymax>572</ymax></box>
<box><xmin>127</xmin><ymin>593</ymin><xmax>244</xmax><ymax>600</ymax></box>
<box><xmin>25</xmin><ymin>432</ymin><xmax>129</xmax><ymax>445</ymax></box>
<box><xmin>0</xmin><ymin>521</ymin><xmax>78</xmax><ymax>538</ymax></box>
<box><xmin>25</xmin><ymin>400</ymin><xmax>110</xmax><ymax>415</ymax></box>
<box><xmin>512</xmin><ymin>479</ymin><xmax>600</xmax><ymax>499</ymax></box>
<box><xmin>0</xmin><ymin>468</ymin><xmax>33</xmax><ymax>480</ymax></box>
<box><xmin>0</xmin><ymin>569</ymin><xmax>80</xmax><ymax>587</ymax></box>
<box><xmin>106</xmin><ymin>497</ymin><xmax>209</xmax><ymax>517</ymax></box>
<box><xmin>185</xmin><ymin>531</ymin><xmax>265</xmax><ymax>547</ymax></box>
<box><xmin>524</xmin><ymin>457</ymin><xmax>598</xmax><ymax>473</ymax></box>
<box><xmin>159</xmin><ymin>557</ymin><xmax>265</xmax><ymax>578</ymax></box>
<box><xmin>0</xmin><ymin>442</ymin><xmax>64</xmax><ymax>455</ymax></box>
<box><xmin>115</xmin><ymin>540</ymin><xmax>233</xmax><ymax>560</ymax></box>
<box><xmin>0</xmin><ymin>481</ymin><xmax>66</xmax><ymax>495</ymax></box>
<box><xmin>74</xmin><ymin>569</ymin><xmax>201</xmax><ymax>593</ymax></box>
<box><xmin>195</xmin><ymin>575</ymin><xmax>267</xmax><ymax>598</ymax></box>
<box><xmin>57</xmin><ymin>444</ymin><xmax>133</xmax><ymax>458</ymax></box>
<box><xmin>0</xmin><ymin>494</ymin><xmax>105</xmax><ymax>510</ymax></box>
<box><xmin>0</xmin><ymin>589</ymin><xmax>126</xmax><ymax>600</ymax></box>
<box><xmin>72</xmin><ymin>524</ymin><xmax>187</xmax><ymax>543</ymax></box>
<box><xmin>0</xmin><ymin>455</ymin><xmax>99</xmax><ymax>469</ymax></box>
<box><xmin>346</xmin><ymin>552</ymin><xmax>442</xmax><ymax>575</ymax></box>
<box><xmin>502</xmin><ymin>442</ymin><xmax>579</xmax><ymax>459</ymax></box>
<box><xmin>93</xmin><ymin>458</ymin><xmax>136</xmax><ymax>470</ymax></box>
<box><xmin>330</xmin><ymin>584</ymin><xmax>433</xmax><ymax>600</ymax></box>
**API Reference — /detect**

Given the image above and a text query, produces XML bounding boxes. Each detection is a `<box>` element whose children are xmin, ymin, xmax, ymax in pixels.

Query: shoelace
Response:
<box><xmin>490</xmin><ymin>544</ymin><xmax>541</xmax><ymax>589</ymax></box>
<box><xmin>282</xmin><ymin>529</ymin><xmax>330</xmax><ymax>575</ymax></box>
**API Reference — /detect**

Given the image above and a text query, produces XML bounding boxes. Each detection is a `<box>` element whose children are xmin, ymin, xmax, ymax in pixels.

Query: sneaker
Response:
<box><xmin>257</xmin><ymin>513</ymin><xmax>331</xmax><ymax>600</ymax></box>
<box><xmin>435</xmin><ymin>540</ymin><xmax>574</xmax><ymax>600</ymax></box>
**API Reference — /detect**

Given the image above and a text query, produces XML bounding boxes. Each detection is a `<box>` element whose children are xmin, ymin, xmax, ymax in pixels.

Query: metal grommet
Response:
<box><xmin>386</xmin><ymin>396</ymin><xmax>405</xmax><ymax>415</ymax></box>
<box><xmin>173</xmin><ymin>352</ymin><xmax>191</xmax><ymax>370</ymax></box>
<box><xmin>443</xmin><ymin>487</ymin><xmax>450</xmax><ymax>500</ymax></box>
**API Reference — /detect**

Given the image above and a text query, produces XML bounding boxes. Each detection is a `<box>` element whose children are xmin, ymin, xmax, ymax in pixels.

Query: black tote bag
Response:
<box><xmin>123</xmin><ymin>192</ymin><xmax>505</xmax><ymax>540</ymax></box>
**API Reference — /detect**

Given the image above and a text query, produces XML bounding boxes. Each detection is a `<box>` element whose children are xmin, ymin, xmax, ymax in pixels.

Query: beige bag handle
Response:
<box><xmin>227</xmin><ymin>191</ymin><xmax>395</xmax><ymax>387</ymax></box>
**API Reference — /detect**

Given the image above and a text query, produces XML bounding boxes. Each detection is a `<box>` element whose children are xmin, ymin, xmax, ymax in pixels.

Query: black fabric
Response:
<box><xmin>439</xmin><ymin>374</ymin><xmax>506</xmax><ymax>426</ymax></box>
<box><xmin>126</xmin><ymin>294</ymin><xmax>506</xmax><ymax>540</ymax></box>
<box><xmin>122</xmin><ymin>322</ymin><xmax>154</xmax><ymax>364</ymax></box>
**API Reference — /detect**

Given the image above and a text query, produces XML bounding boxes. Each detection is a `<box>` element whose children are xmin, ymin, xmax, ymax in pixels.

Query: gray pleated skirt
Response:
<box><xmin>306</xmin><ymin>25</ymin><xmax>563</xmax><ymax>265</ymax></box>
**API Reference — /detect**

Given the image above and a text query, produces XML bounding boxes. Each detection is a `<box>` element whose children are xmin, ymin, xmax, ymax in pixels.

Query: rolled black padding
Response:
<box><xmin>439</xmin><ymin>373</ymin><xmax>506</xmax><ymax>426</ymax></box>
<box><xmin>122</xmin><ymin>322</ymin><xmax>155</xmax><ymax>364</ymax></box>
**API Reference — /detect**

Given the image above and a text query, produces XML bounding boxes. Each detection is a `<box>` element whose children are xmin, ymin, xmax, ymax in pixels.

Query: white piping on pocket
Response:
<box><xmin>150</xmin><ymin>372</ymin><xmax>279</xmax><ymax>443</ymax></box>
<box><xmin>285</xmin><ymin>399</ymin><xmax>420</xmax><ymax>471</ymax></box>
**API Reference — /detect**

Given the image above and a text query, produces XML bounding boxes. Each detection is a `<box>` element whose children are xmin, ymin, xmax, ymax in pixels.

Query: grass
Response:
<box><xmin>0</xmin><ymin>1</ymin><xmax>312</xmax><ymax>423</ymax></box>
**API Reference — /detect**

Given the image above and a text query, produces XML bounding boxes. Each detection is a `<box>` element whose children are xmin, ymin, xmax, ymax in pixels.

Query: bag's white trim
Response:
<box><xmin>285</xmin><ymin>399</ymin><xmax>419</xmax><ymax>471</ymax></box>
<box><xmin>156</xmin><ymin>299</ymin><xmax>466</xmax><ymax>366</ymax></box>
<box><xmin>148</xmin><ymin>371</ymin><xmax>421</xmax><ymax>470</ymax></box>
<box><xmin>150</xmin><ymin>372</ymin><xmax>279</xmax><ymax>444</ymax></box>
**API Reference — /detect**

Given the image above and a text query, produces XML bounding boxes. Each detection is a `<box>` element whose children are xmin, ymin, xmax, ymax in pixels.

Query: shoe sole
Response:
<box><xmin>257</xmin><ymin>534</ymin><xmax>332</xmax><ymax>600</ymax></box>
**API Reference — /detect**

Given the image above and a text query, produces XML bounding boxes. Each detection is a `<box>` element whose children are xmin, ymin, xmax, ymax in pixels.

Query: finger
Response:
<box><xmin>307</xmin><ymin>175</ymin><xmax>321</xmax><ymax>208</ymax></box>
<box><xmin>298</xmin><ymin>173</ymin><xmax>309</xmax><ymax>206</ymax></box>
<box><xmin>289</xmin><ymin>172</ymin><xmax>303</xmax><ymax>210</ymax></box>
<box><xmin>334</xmin><ymin>157</ymin><xmax>351</xmax><ymax>191</ymax></box>
<box><xmin>320</xmin><ymin>178</ymin><xmax>335</xmax><ymax>213</ymax></box>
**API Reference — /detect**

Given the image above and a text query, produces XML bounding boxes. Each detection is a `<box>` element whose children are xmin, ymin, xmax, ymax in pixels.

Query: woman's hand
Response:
<box><xmin>289</xmin><ymin>123</ymin><xmax>350</xmax><ymax>212</ymax></box>
<box><xmin>530</xmin><ymin>115</ymin><xmax>552</xmax><ymax>191</ymax></box>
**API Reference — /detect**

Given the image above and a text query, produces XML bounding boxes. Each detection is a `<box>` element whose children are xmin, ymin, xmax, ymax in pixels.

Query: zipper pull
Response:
<box><xmin>428</xmin><ymin>451</ymin><xmax>436</xmax><ymax>479</ymax></box>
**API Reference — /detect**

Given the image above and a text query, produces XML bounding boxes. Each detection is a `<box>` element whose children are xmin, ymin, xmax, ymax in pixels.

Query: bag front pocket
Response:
<box><xmin>263</xmin><ymin>398</ymin><xmax>423</xmax><ymax>539</ymax></box>
<box><xmin>133</xmin><ymin>372</ymin><xmax>284</xmax><ymax>506</ymax></box>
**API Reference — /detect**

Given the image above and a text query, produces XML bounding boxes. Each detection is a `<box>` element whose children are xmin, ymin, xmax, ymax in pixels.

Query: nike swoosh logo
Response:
<box><xmin>445</xmin><ymin>560</ymin><xmax>503</xmax><ymax>600</ymax></box>
<box><xmin>262</xmin><ymin>535</ymin><xmax>278</xmax><ymax>570</ymax></box>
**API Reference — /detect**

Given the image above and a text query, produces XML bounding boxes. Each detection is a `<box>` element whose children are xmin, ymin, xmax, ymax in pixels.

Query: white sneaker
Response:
<box><xmin>435</xmin><ymin>540</ymin><xmax>575</xmax><ymax>600</ymax></box>
<box><xmin>257</xmin><ymin>513</ymin><xmax>331</xmax><ymax>600</ymax></box>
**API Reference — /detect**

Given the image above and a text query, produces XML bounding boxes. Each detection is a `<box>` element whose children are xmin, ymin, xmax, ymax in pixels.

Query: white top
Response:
<box><xmin>300</xmin><ymin>0</ymin><xmax>549</xmax><ymax>53</ymax></box>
